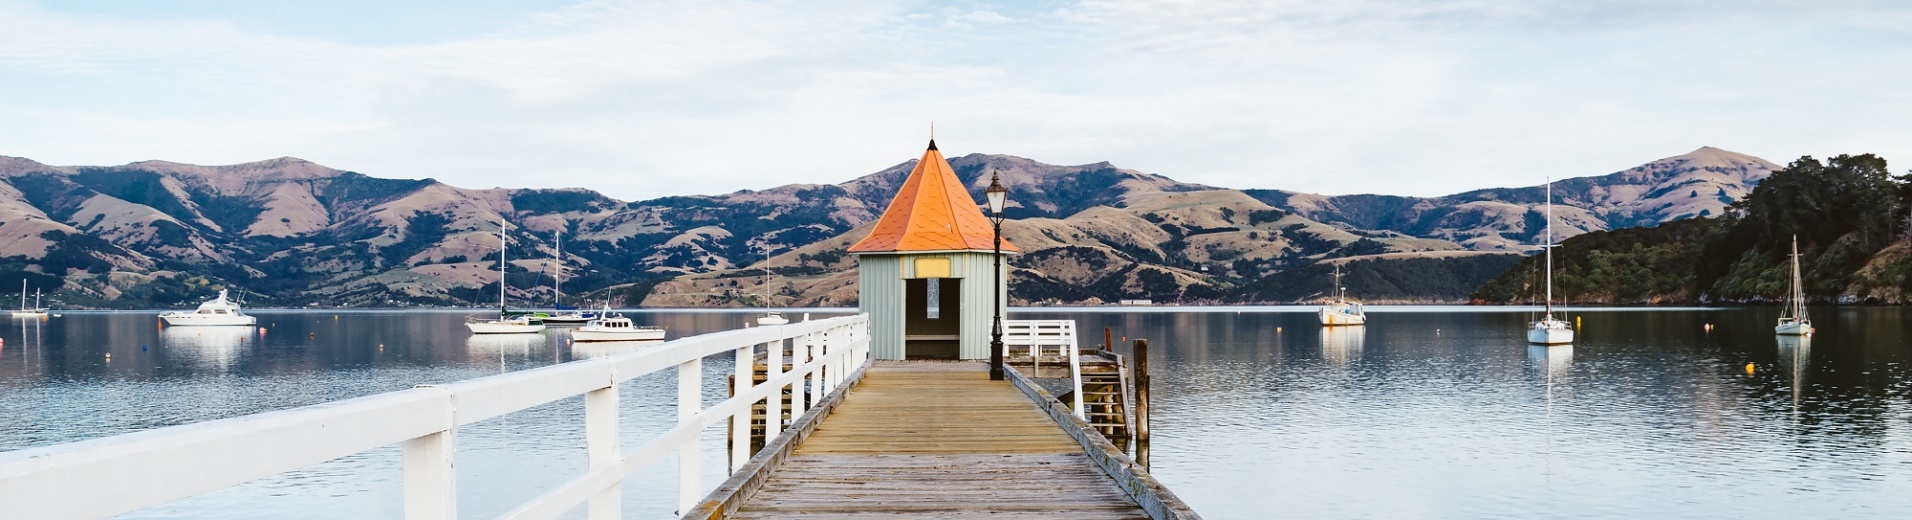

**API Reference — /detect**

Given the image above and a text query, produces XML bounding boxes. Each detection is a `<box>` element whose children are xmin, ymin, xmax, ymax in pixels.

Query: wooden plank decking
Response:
<box><xmin>727</xmin><ymin>362</ymin><xmax>1150</xmax><ymax>519</ymax></box>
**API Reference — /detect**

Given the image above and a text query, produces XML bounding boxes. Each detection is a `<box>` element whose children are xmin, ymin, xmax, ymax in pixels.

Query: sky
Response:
<box><xmin>2</xmin><ymin>0</ymin><xmax>1910</xmax><ymax>201</ymax></box>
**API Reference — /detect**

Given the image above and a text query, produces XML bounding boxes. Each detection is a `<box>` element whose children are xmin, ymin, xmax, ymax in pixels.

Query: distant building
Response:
<box><xmin>849</xmin><ymin>139</ymin><xmax>1018</xmax><ymax>360</ymax></box>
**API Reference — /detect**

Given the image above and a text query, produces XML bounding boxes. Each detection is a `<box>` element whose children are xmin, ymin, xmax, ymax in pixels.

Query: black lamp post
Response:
<box><xmin>986</xmin><ymin>171</ymin><xmax>1008</xmax><ymax>381</ymax></box>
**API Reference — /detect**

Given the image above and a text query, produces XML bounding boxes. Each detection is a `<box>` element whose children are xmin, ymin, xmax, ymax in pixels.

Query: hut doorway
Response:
<box><xmin>903</xmin><ymin>277</ymin><xmax>962</xmax><ymax>359</ymax></box>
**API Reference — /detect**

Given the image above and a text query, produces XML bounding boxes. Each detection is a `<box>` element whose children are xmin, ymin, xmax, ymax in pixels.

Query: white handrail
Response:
<box><xmin>1002</xmin><ymin>320</ymin><xmax>1083</xmax><ymax>419</ymax></box>
<box><xmin>0</xmin><ymin>314</ymin><xmax>871</xmax><ymax>520</ymax></box>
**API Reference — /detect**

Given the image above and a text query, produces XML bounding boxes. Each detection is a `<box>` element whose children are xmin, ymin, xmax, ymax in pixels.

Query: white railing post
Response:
<box><xmin>677</xmin><ymin>359</ymin><xmax>702</xmax><ymax>514</ymax></box>
<box><xmin>402</xmin><ymin>432</ymin><xmax>457</xmax><ymax>520</ymax></box>
<box><xmin>585</xmin><ymin>381</ymin><xmax>620</xmax><ymax>520</ymax></box>
<box><xmin>791</xmin><ymin>334</ymin><xmax>809</xmax><ymax>420</ymax></box>
<box><xmin>731</xmin><ymin>344</ymin><xmax>752</xmax><ymax>473</ymax></box>
<box><xmin>764</xmin><ymin>340</ymin><xmax>784</xmax><ymax>436</ymax></box>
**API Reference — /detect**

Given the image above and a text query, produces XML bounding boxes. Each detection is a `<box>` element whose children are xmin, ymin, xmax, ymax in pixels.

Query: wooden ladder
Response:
<box><xmin>1077</xmin><ymin>360</ymin><xmax>1134</xmax><ymax>451</ymax></box>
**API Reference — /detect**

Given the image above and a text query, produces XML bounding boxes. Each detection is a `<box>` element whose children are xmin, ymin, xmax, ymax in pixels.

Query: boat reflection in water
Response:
<box><xmin>465</xmin><ymin>333</ymin><xmax>546</xmax><ymax>356</ymax></box>
<box><xmin>1526</xmin><ymin>344</ymin><xmax>1573</xmax><ymax>377</ymax></box>
<box><xmin>1318</xmin><ymin>326</ymin><xmax>1365</xmax><ymax>366</ymax></box>
<box><xmin>160</xmin><ymin>325</ymin><xmax>256</xmax><ymax>370</ymax></box>
<box><xmin>569</xmin><ymin>339</ymin><xmax>663</xmax><ymax>359</ymax></box>
<box><xmin>1777</xmin><ymin>335</ymin><xmax>1812</xmax><ymax>413</ymax></box>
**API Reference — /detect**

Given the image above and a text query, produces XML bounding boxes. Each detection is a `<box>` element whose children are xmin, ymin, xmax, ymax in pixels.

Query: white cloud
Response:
<box><xmin>1</xmin><ymin>0</ymin><xmax>1910</xmax><ymax>201</ymax></box>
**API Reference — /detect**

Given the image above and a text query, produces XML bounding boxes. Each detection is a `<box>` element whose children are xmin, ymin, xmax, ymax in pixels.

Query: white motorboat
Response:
<box><xmin>573</xmin><ymin>307</ymin><xmax>665</xmax><ymax>342</ymax></box>
<box><xmin>1317</xmin><ymin>264</ymin><xmax>1366</xmax><ymax>326</ymax></box>
<box><xmin>1776</xmin><ymin>235</ymin><xmax>1813</xmax><ymax>336</ymax></box>
<box><xmin>11</xmin><ymin>280</ymin><xmax>47</xmax><ymax>318</ymax></box>
<box><xmin>756</xmin><ymin>311</ymin><xmax>789</xmax><ymax>326</ymax></box>
<box><xmin>468</xmin><ymin>218</ymin><xmax>546</xmax><ymax>335</ymax></box>
<box><xmin>160</xmin><ymin>289</ymin><xmax>257</xmax><ymax>326</ymax></box>
<box><xmin>1528</xmin><ymin>178</ymin><xmax>1574</xmax><ymax>346</ymax></box>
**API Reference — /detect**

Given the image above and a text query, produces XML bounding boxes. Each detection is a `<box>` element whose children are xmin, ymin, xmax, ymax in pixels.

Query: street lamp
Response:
<box><xmin>985</xmin><ymin>170</ymin><xmax>1008</xmax><ymax>381</ymax></box>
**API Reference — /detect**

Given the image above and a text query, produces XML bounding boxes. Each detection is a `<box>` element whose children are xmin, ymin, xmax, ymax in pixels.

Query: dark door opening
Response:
<box><xmin>904</xmin><ymin>277</ymin><xmax>962</xmax><ymax>359</ymax></box>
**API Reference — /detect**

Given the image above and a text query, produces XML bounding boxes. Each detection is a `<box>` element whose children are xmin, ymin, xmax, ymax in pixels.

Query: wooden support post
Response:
<box><xmin>1104</xmin><ymin>327</ymin><xmax>1114</xmax><ymax>355</ymax></box>
<box><xmin>585</xmin><ymin>383</ymin><xmax>620</xmax><ymax>520</ymax></box>
<box><xmin>1132</xmin><ymin>339</ymin><xmax>1151</xmax><ymax>449</ymax></box>
<box><xmin>677</xmin><ymin>359</ymin><xmax>702</xmax><ymax>514</ymax></box>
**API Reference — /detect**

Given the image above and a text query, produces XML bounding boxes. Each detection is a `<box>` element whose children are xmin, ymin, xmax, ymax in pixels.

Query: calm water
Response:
<box><xmin>4</xmin><ymin>307</ymin><xmax>1912</xmax><ymax>519</ymax></box>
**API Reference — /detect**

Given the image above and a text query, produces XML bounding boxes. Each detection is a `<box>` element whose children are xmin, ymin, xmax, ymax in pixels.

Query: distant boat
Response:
<box><xmin>1317</xmin><ymin>263</ymin><xmax>1366</xmax><ymax>326</ymax></box>
<box><xmin>540</xmin><ymin>230</ymin><xmax>598</xmax><ymax>325</ymax></box>
<box><xmin>468</xmin><ymin>219</ymin><xmax>546</xmax><ymax>335</ymax></box>
<box><xmin>1528</xmin><ymin>179</ymin><xmax>1574</xmax><ymax>346</ymax></box>
<box><xmin>573</xmin><ymin>305</ymin><xmax>665</xmax><ymax>342</ymax></box>
<box><xmin>1776</xmin><ymin>235</ymin><xmax>1813</xmax><ymax>336</ymax></box>
<box><xmin>751</xmin><ymin>247</ymin><xmax>788</xmax><ymax>326</ymax></box>
<box><xmin>11</xmin><ymin>280</ymin><xmax>47</xmax><ymax>318</ymax></box>
<box><xmin>160</xmin><ymin>289</ymin><xmax>257</xmax><ymax>326</ymax></box>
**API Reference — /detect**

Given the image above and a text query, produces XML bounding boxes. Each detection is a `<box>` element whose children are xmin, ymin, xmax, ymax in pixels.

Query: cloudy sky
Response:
<box><xmin>2</xmin><ymin>0</ymin><xmax>1908</xmax><ymax>201</ymax></box>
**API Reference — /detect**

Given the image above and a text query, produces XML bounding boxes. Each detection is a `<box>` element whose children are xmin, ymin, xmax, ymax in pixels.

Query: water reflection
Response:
<box><xmin>464</xmin><ymin>333</ymin><xmax>546</xmax><ymax>371</ymax></box>
<box><xmin>1776</xmin><ymin>335</ymin><xmax>1811</xmax><ymax>412</ymax></box>
<box><xmin>1318</xmin><ymin>326</ymin><xmax>1363</xmax><ymax>366</ymax></box>
<box><xmin>1526</xmin><ymin>344</ymin><xmax>1572</xmax><ymax>376</ymax></box>
<box><xmin>160</xmin><ymin>326</ymin><xmax>256</xmax><ymax>370</ymax></box>
<box><xmin>570</xmin><ymin>340</ymin><xmax>663</xmax><ymax>359</ymax></box>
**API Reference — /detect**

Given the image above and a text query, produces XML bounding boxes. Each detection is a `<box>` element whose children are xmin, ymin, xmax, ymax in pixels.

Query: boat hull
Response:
<box><xmin>1527</xmin><ymin>324</ymin><xmax>1574</xmax><ymax>345</ymax></box>
<box><xmin>1318</xmin><ymin>307</ymin><xmax>1366</xmax><ymax>326</ymax></box>
<box><xmin>466</xmin><ymin>322</ymin><xmax>546</xmax><ymax>334</ymax></box>
<box><xmin>161</xmin><ymin>314</ymin><xmax>256</xmax><ymax>326</ymax></box>
<box><xmin>1775</xmin><ymin>320</ymin><xmax>1813</xmax><ymax>336</ymax></box>
<box><xmin>540</xmin><ymin>315</ymin><xmax>593</xmax><ymax>325</ymax></box>
<box><xmin>11</xmin><ymin>311</ymin><xmax>47</xmax><ymax>318</ymax></box>
<box><xmin>572</xmin><ymin>328</ymin><xmax>666</xmax><ymax>342</ymax></box>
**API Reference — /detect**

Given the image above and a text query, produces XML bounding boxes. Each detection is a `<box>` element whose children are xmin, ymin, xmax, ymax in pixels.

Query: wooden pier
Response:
<box><xmin>690</xmin><ymin>362</ymin><xmax>1195</xmax><ymax>519</ymax></box>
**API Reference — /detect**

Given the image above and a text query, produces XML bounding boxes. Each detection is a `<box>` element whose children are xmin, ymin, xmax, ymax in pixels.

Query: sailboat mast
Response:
<box><xmin>1544</xmin><ymin>179</ymin><xmax>1554</xmax><ymax>317</ymax></box>
<box><xmin>499</xmin><ymin>218</ymin><xmax>508</xmax><ymax>313</ymax></box>
<box><xmin>1791</xmin><ymin>235</ymin><xmax>1804</xmax><ymax>320</ymax></box>
<box><xmin>553</xmin><ymin>230</ymin><xmax>563</xmax><ymax>308</ymax></box>
<box><xmin>18</xmin><ymin>279</ymin><xmax>24</xmax><ymax>311</ymax></box>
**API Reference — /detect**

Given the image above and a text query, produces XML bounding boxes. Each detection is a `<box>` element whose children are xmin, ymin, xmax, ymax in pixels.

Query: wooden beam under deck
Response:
<box><xmin>716</xmin><ymin>362</ymin><xmax>1153</xmax><ymax>519</ymax></box>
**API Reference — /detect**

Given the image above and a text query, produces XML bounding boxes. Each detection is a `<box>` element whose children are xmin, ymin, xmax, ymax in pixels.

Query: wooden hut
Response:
<box><xmin>850</xmin><ymin>139</ymin><xmax>1018</xmax><ymax>360</ymax></box>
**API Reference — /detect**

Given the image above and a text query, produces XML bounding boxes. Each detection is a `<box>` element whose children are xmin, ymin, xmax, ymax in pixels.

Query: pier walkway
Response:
<box><xmin>721</xmin><ymin>362</ymin><xmax>1147</xmax><ymax>519</ymax></box>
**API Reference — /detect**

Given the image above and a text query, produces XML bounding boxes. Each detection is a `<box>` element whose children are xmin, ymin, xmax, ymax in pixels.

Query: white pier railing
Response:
<box><xmin>0</xmin><ymin>314</ymin><xmax>870</xmax><ymax>520</ymax></box>
<box><xmin>1002</xmin><ymin>319</ymin><xmax>1083</xmax><ymax>419</ymax></box>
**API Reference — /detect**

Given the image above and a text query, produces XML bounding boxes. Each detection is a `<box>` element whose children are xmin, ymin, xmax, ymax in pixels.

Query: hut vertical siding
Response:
<box><xmin>857</xmin><ymin>255</ymin><xmax>906</xmax><ymax>360</ymax></box>
<box><xmin>957</xmin><ymin>251</ymin><xmax>1003</xmax><ymax>360</ymax></box>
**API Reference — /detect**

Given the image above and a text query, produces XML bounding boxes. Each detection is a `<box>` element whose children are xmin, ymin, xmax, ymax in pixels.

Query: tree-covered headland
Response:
<box><xmin>1473</xmin><ymin>154</ymin><xmax>1912</xmax><ymax>304</ymax></box>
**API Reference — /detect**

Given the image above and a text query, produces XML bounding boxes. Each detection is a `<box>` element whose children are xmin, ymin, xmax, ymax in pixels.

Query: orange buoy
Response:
<box><xmin>1745</xmin><ymin>363</ymin><xmax>1756</xmax><ymax>374</ymax></box>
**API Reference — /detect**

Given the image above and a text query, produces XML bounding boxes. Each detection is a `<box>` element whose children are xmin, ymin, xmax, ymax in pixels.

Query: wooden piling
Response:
<box><xmin>1132</xmin><ymin>339</ymin><xmax>1150</xmax><ymax>447</ymax></box>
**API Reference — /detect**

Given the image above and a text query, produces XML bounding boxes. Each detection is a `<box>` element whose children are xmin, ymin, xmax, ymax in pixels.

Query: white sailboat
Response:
<box><xmin>160</xmin><ymin>289</ymin><xmax>257</xmax><ymax>326</ymax></box>
<box><xmin>1318</xmin><ymin>263</ymin><xmax>1366</xmax><ymax>326</ymax></box>
<box><xmin>11</xmin><ymin>280</ymin><xmax>47</xmax><ymax>318</ymax></box>
<box><xmin>1528</xmin><ymin>179</ymin><xmax>1574</xmax><ymax>346</ymax></box>
<box><xmin>468</xmin><ymin>219</ymin><xmax>546</xmax><ymax>335</ymax></box>
<box><xmin>1776</xmin><ymin>235</ymin><xmax>1813</xmax><ymax>336</ymax></box>
<box><xmin>572</xmin><ymin>304</ymin><xmax>666</xmax><ymax>342</ymax></box>
<box><xmin>753</xmin><ymin>246</ymin><xmax>788</xmax><ymax>326</ymax></box>
<box><xmin>542</xmin><ymin>230</ymin><xmax>597</xmax><ymax>325</ymax></box>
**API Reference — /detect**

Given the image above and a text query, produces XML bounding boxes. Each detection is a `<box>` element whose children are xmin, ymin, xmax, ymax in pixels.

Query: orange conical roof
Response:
<box><xmin>849</xmin><ymin>140</ymin><xmax>1019</xmax><ymax>254</ymax></box>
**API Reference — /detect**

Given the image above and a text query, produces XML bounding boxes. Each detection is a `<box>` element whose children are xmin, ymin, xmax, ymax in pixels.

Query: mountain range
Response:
<box><xmin>0</xmin><ymin>146</ymin><xmax>1777</xmax><ymax>308</ymax></box>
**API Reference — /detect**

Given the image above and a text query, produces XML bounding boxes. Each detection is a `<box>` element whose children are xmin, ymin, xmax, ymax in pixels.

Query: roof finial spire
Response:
<box><xmin>928</xmin><ymin>122</ymin><xmax>937</xmax><ymax>151</ymax></box>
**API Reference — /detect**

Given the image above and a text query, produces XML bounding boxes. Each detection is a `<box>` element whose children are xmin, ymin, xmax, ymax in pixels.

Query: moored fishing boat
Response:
<box><xmin>1317</xmin><ymin>264</ymin><xmax>1365</xmax><ymax>326</ymax></box>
